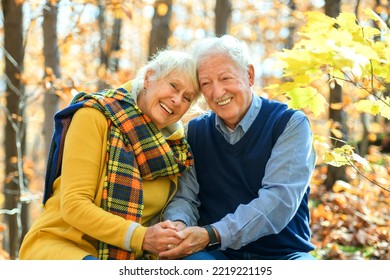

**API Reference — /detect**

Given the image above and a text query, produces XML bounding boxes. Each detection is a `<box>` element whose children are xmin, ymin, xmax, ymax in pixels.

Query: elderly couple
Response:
<box><xmin>19</xmin><ymin>35</ymin><xmax>317</xmax><ymax>260</ymax></box>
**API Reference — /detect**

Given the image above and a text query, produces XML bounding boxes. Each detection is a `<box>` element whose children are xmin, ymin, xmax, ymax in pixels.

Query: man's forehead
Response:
<box><xmin>198</xmin><ymin>62</ymin><xmax>237</xmax><ymax>78</ymax></box>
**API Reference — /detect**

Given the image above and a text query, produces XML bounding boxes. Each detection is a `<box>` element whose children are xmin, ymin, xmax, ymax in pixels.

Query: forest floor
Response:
<box><xmin>309</xmin><ymin>148</ymin><xmax>390</xmax><ymax>260</ymax></box>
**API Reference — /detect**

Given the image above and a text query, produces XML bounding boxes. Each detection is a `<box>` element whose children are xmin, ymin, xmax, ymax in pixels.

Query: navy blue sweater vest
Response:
<box><xmin>187</xmin><ymin>97</ymin><xmax>314</xmax><ymax>256</ymax></box>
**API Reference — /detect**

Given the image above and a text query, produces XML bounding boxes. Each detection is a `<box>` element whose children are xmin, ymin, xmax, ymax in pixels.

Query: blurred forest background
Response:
<box><xmin>0</xmin><ymin>0</ymin><xmax>390</xmax><ymax>260</ymax></box>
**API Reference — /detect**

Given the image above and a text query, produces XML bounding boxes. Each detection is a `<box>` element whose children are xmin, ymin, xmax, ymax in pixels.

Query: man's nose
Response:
<box><xmin>213</xmin><ymin>82</ymin><xmax>225</xmax><ymax>97</ymax></box>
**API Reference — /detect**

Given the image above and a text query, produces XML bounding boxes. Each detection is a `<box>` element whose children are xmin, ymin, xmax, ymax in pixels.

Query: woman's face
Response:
<box><xmin>138</xmin><ymin>70</ymin><xmax>197</xmax><ymax>130</ymax></box>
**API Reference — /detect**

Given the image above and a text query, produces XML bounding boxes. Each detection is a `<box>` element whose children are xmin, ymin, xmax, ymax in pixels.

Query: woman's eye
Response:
<box><xmin>170</xmin><ymin>83</ymin><xmax>177</xmax><ymax>90</ymax></box>
<box><xmin>184</xmin><ymin>96</ymin><xmax>191</xmax><ymax>103</ymax></box>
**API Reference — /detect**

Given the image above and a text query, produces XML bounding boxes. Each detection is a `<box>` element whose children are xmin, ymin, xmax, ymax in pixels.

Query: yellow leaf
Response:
<box><xmin>308</xmin><ymin>93</ymin><xmax>327</xmax><ymax>118</ymax></box>
<box><xmin>0</xmin><ymin>193</ymin><xmax>4</xmax><ymax>207</ymax></box>
<box><xmin>352</xmin><ymin>153</ymin><xmax>373</xmax><ymax>172</ymax></box>
<box><xmin>380</xmin><ymin>105</ymin><xmax>390</xmax><ymax>120</ymax></box>
<box><xmin>157</xmin><ymin>3</ymin><xmax>169</xmax><ymax>16</ymax></box>
<box><xmin>364</xmin><ymin>9</ymin><xmax>389</xmax><ymax>32</ymax></box>
<box><xmin>301</xmin><ymin>11</ymin><xmax>336</xmax><ymax>34</ymax></box>
<box><xmin>379</xmin><ymin>97</ymin><xmax>390</xmax><ymax>119</ymax></box>
<box><xmin>368</xmin><ymin>133</ymin><xmax>377</xmax><ymax>142</ymax></box>
<box><xmin>333</xmin><ymin>180</ymin><xmax>352</xmax><ymax>193</ymax></box>
<box><xmin>330</xmin><ymin>102</ymin><xmax>344</xmax><ymax>110</ymax></box>
<box><xmin>285</xmin><ymin>87</ymin><xmax>317</xmax><ymax>108</ymax></box>
<box><xmin>293</xmin><ymin>74</ymin><xmax>312</xmax><ymax>84</ymax></box>
<box><xmin>330</xmin><ymin>69</ymin><xmax>345</xmax><ymax>86</ymax></box>
<box><xmin>354</xmin><ymin>98</ymin><xmax>390</xmax><ymax>120</ymax></box>
<box><xmin>337</xmin><ymin>145</ymin><xmax>355</xmax><ymax>156</ymax></box>
<box><xmin>285</xmin><ymin>87</ymin><xmax>326</xmax><ymax>118</ymax></box>
<box><xmin>323</xmin><ymin>150</ymin><xmax>349</xmax><ymax>167</ymax></box>
<box><xmin>354</xmin><ymin>100</ymin><xmax>380</xmax><ymax>115</ymax></box>
<box><xmin>336</xmin><ymin>12</ymin><xmax>358</xmax><ymax>30</ymax></box>
<box><xmin>330</xmin><ymin>127</ymin><xmax>343</xmax><ymax>139</ymax></box>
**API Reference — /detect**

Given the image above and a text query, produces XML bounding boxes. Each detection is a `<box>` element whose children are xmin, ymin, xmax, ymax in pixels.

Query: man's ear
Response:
<box><xmin>144</xmin><ymin>69</ymin><xmax>154</xmax><ymax>89</ymax></box>
<box><xmin>247</xmin><ymin>64</ymin><xmax>255</xmax><ymax>86</ymax></box>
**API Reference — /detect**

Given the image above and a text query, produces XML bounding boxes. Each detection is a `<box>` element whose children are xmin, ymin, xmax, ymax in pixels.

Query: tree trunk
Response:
<box><xmin>42</xmin><ymin>0</ymin><xmax>60</xmax><ymax>162</ymax></box>
<box><xmin>97</xmin><ymin>2</ymin><xmax>122</xmax><ymax>89</ymax></box>
<box><xmin>97</xmin><ymin>1</ymin><xmax>109</xmax><ymax>90</ymax></box>
<box><xmin>2</xmin><ymin>0</ymin><xmax>25</xmax><ymax>259</ymax></box>
<box><xmin>215</xmin><ymin>0</ymin><xmax>232</xmax><ymax>36</ymax></box>
<box><xmin>285</xmin><ymin>0</ymin><xmax>296</xmax><ymax>50</ymax></box>
<box><xmin>148</xmin><ymin>0</ymin><xmax>172</xmax><ymax>59</ymax></box>
<box><xmin>358</xmin><ymin>113</ymin><xmax>369</xmax><ymax>155</ymax></box>
<box><xmin>324</xmin><ymin>0</ymin><xmax>348</xmax><ymax>191</ymax></box>
<box><xmin>109</xmin><ymin>18</ymin><xmax>122</xmax><ymax>72</ymax></box>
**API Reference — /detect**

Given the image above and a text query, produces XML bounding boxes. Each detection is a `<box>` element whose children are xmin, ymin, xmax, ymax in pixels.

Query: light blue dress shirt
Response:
<box><xmin>163</xmin><ymin>94</ymin><xmax>317</xmax><ymax>250</ymax></box>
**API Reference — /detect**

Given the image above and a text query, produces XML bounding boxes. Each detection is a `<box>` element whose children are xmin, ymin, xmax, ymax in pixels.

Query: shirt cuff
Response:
<box><xmin>212</xmin><ymin>221</ymin><xmax>231</xmax><ymax>250</ymax></box>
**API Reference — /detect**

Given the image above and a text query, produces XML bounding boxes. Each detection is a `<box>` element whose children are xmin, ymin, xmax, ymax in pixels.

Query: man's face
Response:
<box><xmin>197</xmin><ymin>54</ymin><xmax>254</xmax><ymax>129</ymax></box>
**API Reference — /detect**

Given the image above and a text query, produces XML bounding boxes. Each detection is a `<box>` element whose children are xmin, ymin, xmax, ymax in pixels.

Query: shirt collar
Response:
<box><xmin>215</xmin><ymin>93</ymin><xmax>262</xmax><ymax>134</ymax></box>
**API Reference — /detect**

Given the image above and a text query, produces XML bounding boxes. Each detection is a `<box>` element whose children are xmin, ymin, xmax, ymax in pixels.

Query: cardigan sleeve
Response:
<box><xmin>60</xmin><ymin>107</ymin><xmax>145</xmax><ymax>252</ymax></box>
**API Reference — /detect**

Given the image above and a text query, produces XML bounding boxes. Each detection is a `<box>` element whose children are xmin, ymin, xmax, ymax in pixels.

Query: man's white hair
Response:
<box><xmin>192</xmin><ymin>35</ymin><xmax>252</xmax><ymax>71</ymax></box>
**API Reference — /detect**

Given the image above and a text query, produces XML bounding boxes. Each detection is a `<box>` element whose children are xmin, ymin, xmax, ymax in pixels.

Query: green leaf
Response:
<box><xmin>285</xmin><ymin>87</ymin><xmax>326</xmax><ymax>117</ymax></box>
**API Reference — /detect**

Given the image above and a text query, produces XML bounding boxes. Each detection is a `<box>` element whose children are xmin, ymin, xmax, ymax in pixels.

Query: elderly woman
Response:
<box><xmin>19</xmin><ymin>49</ymin><xmax>200</xmax><ymax>260</ymax></box>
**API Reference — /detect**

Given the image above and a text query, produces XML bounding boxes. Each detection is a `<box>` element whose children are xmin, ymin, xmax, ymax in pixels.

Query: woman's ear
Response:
<box><xmin>144</xmin><ymin>69</ymin><xmax>154</xmax><ymax>89</ymax></box>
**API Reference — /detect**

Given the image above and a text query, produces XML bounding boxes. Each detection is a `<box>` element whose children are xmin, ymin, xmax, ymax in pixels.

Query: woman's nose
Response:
<box><xmin>171</xmin><ymin>93</ymin><xmax>181</xmax><ymax>105</ymax></box>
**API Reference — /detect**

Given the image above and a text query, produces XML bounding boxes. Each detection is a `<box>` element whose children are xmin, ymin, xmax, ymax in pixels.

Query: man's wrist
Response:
<box><xmin>173</xmin><ymin>219</ymin><xmax>187</xmax><ymax>226</ymax></box>
<box><xmin>202</xmin><ymin>225</ymin><xmax>220</xmax><ymax>250</ymax></box>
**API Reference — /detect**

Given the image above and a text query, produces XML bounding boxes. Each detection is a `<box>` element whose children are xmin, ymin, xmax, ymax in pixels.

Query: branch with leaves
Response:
<box><xmin>266</xmin><ymin>9</ymin><xmax>390</xmax><ymax>191</ymax></box>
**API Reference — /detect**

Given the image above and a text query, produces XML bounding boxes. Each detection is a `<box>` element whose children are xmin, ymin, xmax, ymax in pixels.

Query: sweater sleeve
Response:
<box><xmin>60</xmin><ymin>107</ymin><xmax>145</xmax><ymax>252</ymax></box>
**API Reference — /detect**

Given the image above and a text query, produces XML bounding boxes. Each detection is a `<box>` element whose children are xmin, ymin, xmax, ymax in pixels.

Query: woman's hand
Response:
<box><xmin>142</xmin><ymin>220</ymin><xmax>184</xmax><ymax>253</ymax></box>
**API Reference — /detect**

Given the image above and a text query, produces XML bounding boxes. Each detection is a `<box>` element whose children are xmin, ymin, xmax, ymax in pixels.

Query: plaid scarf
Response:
<box><xmin>43</xmin><ymin>87</ymin><xmax>194</xmax><ymax>260</ymax></box>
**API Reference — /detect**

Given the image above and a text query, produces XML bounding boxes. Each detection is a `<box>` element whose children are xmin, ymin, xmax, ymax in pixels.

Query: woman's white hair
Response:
<box><xmin>134</xmin><ymin>49</ymin><xmax>200</xmax><ymax>101</ymax></box>
<box><xmin>192</xmin><ymin>35</ymin><xmax>252</xmax><ymax>72</ymax></box>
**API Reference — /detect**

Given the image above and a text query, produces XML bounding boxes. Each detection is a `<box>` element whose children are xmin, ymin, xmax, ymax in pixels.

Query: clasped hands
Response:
<box><xmin>142</xmin><ymin>220</ymin><xmax>209</xmax><ymax>259</ymax></box>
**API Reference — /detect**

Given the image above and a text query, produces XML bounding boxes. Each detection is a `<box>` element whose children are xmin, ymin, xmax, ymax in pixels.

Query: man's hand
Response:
<box><xmin>172</xmin><ymin>220</ymin><xmax>187</xmax><ymax>231</ymax></box>
<box><xmin>158</xmin><ymin>226</ymin><xmax>209</xmax><ymax>259</ymax></box>
<box><xmin>142</xmin><ymin>220</ymin><xmax>183</xmax><ymax>254</ymax></box>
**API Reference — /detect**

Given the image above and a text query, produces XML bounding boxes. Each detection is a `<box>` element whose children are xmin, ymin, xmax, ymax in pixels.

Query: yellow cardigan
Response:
<box><xmin>19</xmin><ymin>89</ymin><xmax>181</xmax><ymax>260</ymax></box>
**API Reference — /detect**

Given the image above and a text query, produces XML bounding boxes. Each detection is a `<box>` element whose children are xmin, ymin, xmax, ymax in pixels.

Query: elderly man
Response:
<box><xmin>162</xmin><ymin>35</ymin><xmax>317</xmax><ymax>260</ymax></box>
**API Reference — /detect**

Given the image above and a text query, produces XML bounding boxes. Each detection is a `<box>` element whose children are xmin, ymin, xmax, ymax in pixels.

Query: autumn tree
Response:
<box><xmin>215</xmin><ymin>0</ymin><xmax>232</xmax><ymax>36</ymax></box>
<box><xmin>97</xmin><ymin>0</ymin><xmax>110</xmax><ymax>90</ymax></box>
<box><xmin>97</xmin><ymin>1</ymin><xmax>125</xmax><ymax>90</ymax></box>
<box><xmin>149</xmin><ymin>0</ymin><xmax>172</xmax><ymax>59</ymax></box>
<box><xmin>323</xmin><ymin>0</ymin><xmax>348</xmax><ymax>190</ymax></box>
<box><xmin>2</xmin><ymin>0</ymin><xmax>25</xmax><ymax>259</ymax></box>
<box><xmin>42</xmin><ymin>0</ymin><xmax>61</xmax><ymax>161</ymax></box>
